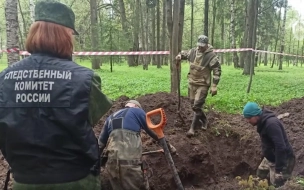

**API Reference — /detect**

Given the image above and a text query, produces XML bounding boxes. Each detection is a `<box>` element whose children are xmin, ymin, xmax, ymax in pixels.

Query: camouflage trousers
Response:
<box><xmin>13</xmin><ymin>174</ymin><xmax>101</xmax><ymax>190</ymax></box>
<box><xmin>105</xmin><ymin>129</ymin><xmax>147</xmax><ymax>190</ymax></box>
<box><xmin>188</xmin><ymin>84</ymin><xmax>209</xmax><ymax>112</ymax></box>
<box><xmin>257</xmin><ymin>155</ymin><xmax>295</xmax><ymax>187</ymax></box>
<box><xmin>105</xmin><ymin>160</ymin><xmax>146</xmax><ymax>190</ymax></box>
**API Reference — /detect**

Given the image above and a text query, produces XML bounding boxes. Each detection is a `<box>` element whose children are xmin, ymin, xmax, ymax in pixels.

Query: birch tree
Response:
<box><xmin>5</xmin><ymin>0</ymin><xmax>20</xmax><ymax>65</ymax></box>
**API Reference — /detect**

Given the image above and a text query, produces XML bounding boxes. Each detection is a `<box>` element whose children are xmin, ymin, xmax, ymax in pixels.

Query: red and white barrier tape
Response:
<box><xmin>1</xmin><ymin>48</ymin><xmax>303</xmax><ymax>57</ymax></box>
<box><xmin>1</xmin><ymin>48</ymin><xmax>20</xmax><ymax>53</ymax></box>
<box><xmin>255</xmin><ymin>50</ymin><xmax>304</xmax><ymax>57</ymax></box>
<box><xmin>213</xmin><ymin>48</ymin><xmax>254</xmax><ymax>53</ymax></box>
<box><xmin>17</xmin><ymin>51</ymin><xmax>169</xmax><ymax>56</ymax></box>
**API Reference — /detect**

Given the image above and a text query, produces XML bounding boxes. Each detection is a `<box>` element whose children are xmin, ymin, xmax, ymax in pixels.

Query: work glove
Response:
<box><xmin>159</xmin><ymin>140</ymin><xmax>177</xmax><ymax>155</ymax></box>
<box><xmin>274</xmin><ymin>172</ymin><xmax>285</xmax><ymax>187</ymax></box>
<box><xmin>209</xmin><ymin>85</ymin><xmax>217</xmax><ymax>96</ymax></box>
<box><xmin>168</xmin><ymin>143</ymin><xmax>177</xmax><ymax>155</ymax></box>
<box><xmin>175</xmin><ymin>54</ymin><xmax>181</xmax><ymax>60</ymax></box>
<box><xmin>175</xmin><ymin>54</ymin><xmax>181</xmax><ymax>68</ymax></box>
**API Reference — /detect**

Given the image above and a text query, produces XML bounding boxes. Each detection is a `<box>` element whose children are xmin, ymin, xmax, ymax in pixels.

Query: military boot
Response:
<box><xmin>187</xmin><ymin>113</ymin><xmax>200</xmax><ymax>137</ymax></box>
<box><xmin>198</xmin><ymin>111</ymin><xmax>208</xmax><ymax>130</ymax></box>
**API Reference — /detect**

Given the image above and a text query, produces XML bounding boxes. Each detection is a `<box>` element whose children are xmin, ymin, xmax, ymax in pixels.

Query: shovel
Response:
<box><xmin>176</xmin><ymin>59</ymin><xmax>186</xmax><ymax>125</ymax></box>
<box><xmin>142</xmin><ymin>149</ymin><xmax>164</xmax><ymax>155</ymax></box>
<box><xmin>146</xmin><ymin>108</ymin><xmax>184</xmax><ymax>190</ymax></box>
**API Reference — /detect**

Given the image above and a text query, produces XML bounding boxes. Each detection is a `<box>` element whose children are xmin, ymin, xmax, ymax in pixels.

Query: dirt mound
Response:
<box><xmin>0</xmin><ymin>93</ymin><xmax>303</xmax><ymax>190</ymax></box>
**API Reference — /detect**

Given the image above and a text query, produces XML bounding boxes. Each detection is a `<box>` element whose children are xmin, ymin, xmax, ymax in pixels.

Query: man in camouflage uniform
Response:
<box><xmin>176</xmin><ymin>35</ymin><xmax>222</xmax><ymax>137</ymax></box>
<box><xmin>98</xmin><ymin>100</ymin><xmax>160</xmax><ymax>190</ymax></box>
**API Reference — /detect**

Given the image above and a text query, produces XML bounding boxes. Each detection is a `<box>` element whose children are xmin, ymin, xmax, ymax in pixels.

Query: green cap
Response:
<box><xmin>35</xmin><ymin>0</ymin><xmax>79</xmax><ymax>35</ymax></box>
<box><xmin>243</xmin><ymin>102</ymin><xmax>262</xmax><ymax>118</ymax></box>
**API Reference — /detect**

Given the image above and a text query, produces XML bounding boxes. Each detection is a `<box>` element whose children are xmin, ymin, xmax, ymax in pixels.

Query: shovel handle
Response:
<box><xmin>146</xmin><ymin>108</ymin><xmax>167</xmax><ymax>139</ymax></box>
<box><xmin>142</xmin><ymin>149</ymin><xmax>164</xmax><ymax>155</ymax></box>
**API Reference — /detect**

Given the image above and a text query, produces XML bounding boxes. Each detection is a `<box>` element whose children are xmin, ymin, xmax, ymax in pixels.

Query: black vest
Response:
<box><xmin>0</xmin><ymin>54</ymin><xmax>98</xmax><ymax>184</ymax></box>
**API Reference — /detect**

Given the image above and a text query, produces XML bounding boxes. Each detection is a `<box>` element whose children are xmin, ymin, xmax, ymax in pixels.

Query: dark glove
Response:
<box><xmin>98</xmin><ymin>142</ymin><xmax>106</xmax><ymax>153</ymax></box>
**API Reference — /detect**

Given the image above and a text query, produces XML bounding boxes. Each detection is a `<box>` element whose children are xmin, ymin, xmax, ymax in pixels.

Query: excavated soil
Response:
<box><xmin>0</xmin><ymin>92</ymin><xmax>304</xmax><ymax>189</ymax></box>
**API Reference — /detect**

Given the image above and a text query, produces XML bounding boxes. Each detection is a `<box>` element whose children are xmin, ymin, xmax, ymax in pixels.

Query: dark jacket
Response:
<box><xmin>0</xmin><ymin>54</ymin><xmax>112</xmax><ymax>184</ymax></box>
<box><xmin>257</xmin><ymin>109</ymin><xmax>294</xmax><ymax>172</ymax></box>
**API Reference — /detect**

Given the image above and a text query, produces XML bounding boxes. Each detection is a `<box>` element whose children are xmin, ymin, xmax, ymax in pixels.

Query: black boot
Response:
<box><xmin>187</xmin><ymin>113</ymin><xmax>200</xmax><ymax>137</ymax></box>
<box><xmin>198</xmin><ymin>111</ymin><xmax>208</xmax><ymax>130</ymax></box>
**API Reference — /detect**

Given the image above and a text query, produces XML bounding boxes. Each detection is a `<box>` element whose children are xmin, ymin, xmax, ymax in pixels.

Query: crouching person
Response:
<box><xmin>243</xmin><ymin>102</ymin><xmax>295</xmax><ymax>187</ymax></box>
<box><xmin>99</xmin><ymin>100</ymin><xmax>160</xmax><ymax>190</ymax></box>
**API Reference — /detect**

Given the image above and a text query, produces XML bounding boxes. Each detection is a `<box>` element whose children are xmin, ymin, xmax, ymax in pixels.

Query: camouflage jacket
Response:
<box><xmin>181</xmin><ymin>45</ymin><xmax>221</xmax><ymax>87</ymax></box>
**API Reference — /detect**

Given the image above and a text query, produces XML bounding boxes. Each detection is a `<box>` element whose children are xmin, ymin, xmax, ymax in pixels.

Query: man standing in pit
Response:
<box><xmin>176</xmin><ymin>35</ymin><xmax>222</xmax><ymax>137</ymax></box>
<box><xmin>243</xmin><ymin>102</ymin><xmax>295</xmax><ymax>188</ymax></box>
<box><xmin>99</xmin><ymin>100</ymin><xmax>176</xmax><ymax>190</ymax></box>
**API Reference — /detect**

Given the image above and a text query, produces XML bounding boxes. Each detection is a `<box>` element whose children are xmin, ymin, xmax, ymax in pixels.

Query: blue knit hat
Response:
<box><xmin>243</xmin><ymin>102</ymin><xmax>262</xmax><ymax>118</ymax></box>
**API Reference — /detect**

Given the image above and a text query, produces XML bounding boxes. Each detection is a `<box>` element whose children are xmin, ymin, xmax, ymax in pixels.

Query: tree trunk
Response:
<box><xmin>190</xmin><ymin>0</ymin><xmax>194</xmax><ymax>47</ymax></box>
<box><xmin>162</xmin><ymin>0</ymin><xmax>167</xmax><ymax>65</ymax></box>
<box><xmin>178</xmin><ymin>0</ymin><xmax>185</xmax><ymax>52</ymax></box>
<box><xmin>29</xmin><ymin>0</ymin><xmax>35</xmax><ymax>23</ymax></box>
<box><xmin>151</xmin><ymin>7</ymin><xmax>156</xmax><ymax>65</ymax></box>
<box><xmin>296</xmin><ymin>40</ymin><xmax>299</xmax><ymax>65</ymax></box>
<box><xmin>90</xmin><ymin>0</ymin><xmax>100</xmax><ymax>69</ymax></box>
<box><xmin>211</xmin><ymin>0</ymin><xmax>216</xmax><ymax>45</ymax></box>
<box><xmin>271</xmin><ymin>7</ymin><xmax>281</xmax><ymax>68</ymax></box>
<box><xmin>17</xmin><ymin>0</ymin><xmax>27</xmax><ymax>53</ymax></box>
<box><xmin>169</xmin><ymin>0</ymin><xmax>180</xmax><ymax>93</ymax></box>
<box><xmin>247</xmin><ymin>0</ymin><xmax>258</xmax><ymax>92</ymax></box>
<box><xmin>230</xmin><ymin>0</ymin><xmax>239</xmax><ymax>68</ymax></box>
<box><xmin>130</xmin><ymin>0</ymin><xmax>140</xmax><ymax>67</ymax></box>
<box><xmin>278</xmin><ymin>0</ymin><xmax>288</xmax><ymax>70</ymax></box>
<box><xmin>220</xmin><ymin>16</ymin><xmax>225</xmax><ymax>65</ymax></box>
<box><xmin>118</xmin><ymin>0</ymin><xmax>135</xmax><ymax>66</ymax></box>
<box><xmin>140</xmin><ymin>0</ymin><xmax>148</xmax><ymax>70</ymax></box>
<box><xmin>156</xmin><ymin>0</ymin><xmax>161</xmax><ymax>68</ymax></box>
<box><xmin>288</xmin><ymin>28</ymin><xmax>292</xmax><ymax>66</ymax></box>
<box><xmin>5</xmin><ymin>0</ymin><xmax>20</xmax><ymax>65</ymax></box>
<box><xmin>239</xmin><ymin>0</ymin><xmax>248</xmax><ymax>68</ymax></box>
<box><xmin>204</xmin><ymin>0</ymin><xmax>209</xmax><ymax>36</ymax></box>
<box><xmin>264</xmin><ymin>46</ymin><xmax>268</xmax><ymax>66</ymax></box>
<box><xmin>167</xmin><ymin>0</ymin><xmax>173</xmax><ymax>57</ymax></box>
<box><xmin>145</xmin><ymin>7</ymin><xmax>151</xmax><ymax>68</ymax></box>
<box><xmin>243</xmin><ymin>0</ymin><xmax>256</xmax><ymax>75</ymax></box>
<box><xmin>251</xmin><ymin>0</ymin><xmax>258</xmax><ymax>68</ymax></box>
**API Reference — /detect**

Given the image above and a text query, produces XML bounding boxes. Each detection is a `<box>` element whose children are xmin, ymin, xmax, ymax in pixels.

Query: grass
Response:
<box><xmin>81</xmin><ymin>60</ymin><xmax>304</xmax><ymax>114</ymax></box>
<box><xmin>297</xmin><ymin>177</ymin><xmax>304</xmax><ymax>186</ymax></box>
<box><xmin>1</xmin><ymin>57</ymin><xmax>304</xmax><ymax>114</ymax></box>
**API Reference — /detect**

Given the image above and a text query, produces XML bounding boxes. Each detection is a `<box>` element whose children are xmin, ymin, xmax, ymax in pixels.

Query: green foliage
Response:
<box><xmin>69</xmin><ymin>60</ymin><xmax>304</xmax><ymax>114</ymax></box>
<box><xmin>0</xmin><ymin>0</ymin><xmax>303</xmax><ymax>58</ymax></box>
<box><xmin>0</xmin><ymin>57</ymin><xmax>303</xmax><ymax>114</ymax></box>
<box><xmin>235</xmin><ymin>175</ymin><xmax>275</xmax><ymax>190</ymax></box>
<box><xmin>297</xmin><ymin>177</ymin><xmax>304</xmax><ymax>186</ymax></box>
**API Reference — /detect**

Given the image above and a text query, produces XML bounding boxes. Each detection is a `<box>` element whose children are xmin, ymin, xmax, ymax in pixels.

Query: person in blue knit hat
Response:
<box><xmin>243</xmin><ymin>102</ymin><xmax>295</xmax><ymax>188</ymax></box>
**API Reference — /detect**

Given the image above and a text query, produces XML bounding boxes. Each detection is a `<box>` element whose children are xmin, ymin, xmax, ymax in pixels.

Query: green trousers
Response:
<box><xmin>13</xmin><ymin>174</ymin><xmax>100</xmax><ymax>190</ymax></box>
